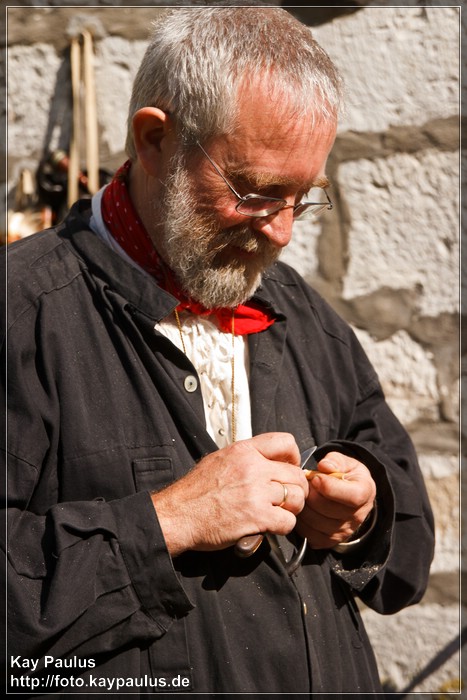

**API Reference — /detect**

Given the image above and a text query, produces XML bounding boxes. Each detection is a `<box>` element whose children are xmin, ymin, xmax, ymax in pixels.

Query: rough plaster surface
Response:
<box><xmin>7</xmin><ymin>44</ymin><xmax>62</xmax><ymax>164</ymax></box>
<box><xmin>279</xmin><ymin>219</ymin><xmax>322</xmax><ymax>279</ymax></box>
<box><xmin>419</xmin><ymin>453</ymin><xmax>459</xmax><ymax>481</ymax></box>
<box><xmin>339</xmin><ymin>150</ymin><xmax>459</xmax><ymax>317</ymax></box>
<box><xmin>353</xmin><ymin>328</ymin><xmax>439</xmax><ymax>425</ymax></box>
<box><xmin>362</xmin><ymin>603</ymin><xmax>462</xmax><ymax>693</ymax></box>
<box><xmin>314</xmin><ymin>6</ymin><xmax>460</xmax><ymax>134</ymax></box>
<box><xmin>425</xmin><ymin>473</ymin><xmax>460</xmax><ymax>574</ymax></box>
<box><xmin>94</xmin><ymin>37</ymin><xmax>147</xmax><ymax>159</ymax></box>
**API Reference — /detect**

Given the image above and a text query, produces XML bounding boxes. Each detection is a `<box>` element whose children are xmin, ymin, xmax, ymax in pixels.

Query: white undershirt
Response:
<box><xmin>90</xmin><ymin>188</ymin><xmax>253</xmax><ymax>448</ymax></box>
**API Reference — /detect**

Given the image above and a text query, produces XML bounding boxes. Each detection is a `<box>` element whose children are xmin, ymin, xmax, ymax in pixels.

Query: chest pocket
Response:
<box><xmin>132</xmin><ymin>456</ymin><xmax>174</xmax><ymax>492</ymax></box>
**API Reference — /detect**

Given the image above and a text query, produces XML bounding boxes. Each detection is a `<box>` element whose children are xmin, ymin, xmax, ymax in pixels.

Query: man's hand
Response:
<box><xmin>151</xmin><ymin>432</ymin><xmax>309</xmax><ymax>557</ymax></box>
<box><xmin>296</xmin><ymin>451</ymin><xmax>376</xmax><ymax>549</ymax></box>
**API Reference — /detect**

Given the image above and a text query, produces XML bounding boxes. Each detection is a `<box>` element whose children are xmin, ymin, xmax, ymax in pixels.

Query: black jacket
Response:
<box><xmin>2</xmin><ymin>201</ymin><xmax>434</xmax><ymax>694</ymax></box>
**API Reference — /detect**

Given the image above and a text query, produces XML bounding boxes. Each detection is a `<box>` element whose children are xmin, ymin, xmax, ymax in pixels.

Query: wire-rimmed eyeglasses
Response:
<box><xmin>197</xmin><ymin>142</ymin><xmax>333</xmax><ymax>221</ymax></box>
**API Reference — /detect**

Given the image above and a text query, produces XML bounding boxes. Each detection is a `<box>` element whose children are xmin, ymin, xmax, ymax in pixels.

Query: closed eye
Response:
<box><xmin>228</xmin><ymin>174</ymin><xmax>280</xmax><ymax>199</ymax></box>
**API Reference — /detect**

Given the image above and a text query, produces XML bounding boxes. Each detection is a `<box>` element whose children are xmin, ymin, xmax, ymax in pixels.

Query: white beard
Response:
<box><xmin>150</xmin><ymin>152</ymin><xmax>281</xmax><ymax>309</ymax></box>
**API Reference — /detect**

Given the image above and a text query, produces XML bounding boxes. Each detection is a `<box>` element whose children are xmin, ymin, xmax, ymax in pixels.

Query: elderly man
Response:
<box><xmin>4</xmin><ymin>7</ymin><xmax>434</xmax><ymax>694</ymax></box>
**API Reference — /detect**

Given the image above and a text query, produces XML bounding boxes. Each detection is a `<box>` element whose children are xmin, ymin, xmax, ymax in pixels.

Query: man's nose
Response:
<box><xmin>249</xmin><ymin>207</ymin><xmax>294</xmax><ymax>247</ymax></box>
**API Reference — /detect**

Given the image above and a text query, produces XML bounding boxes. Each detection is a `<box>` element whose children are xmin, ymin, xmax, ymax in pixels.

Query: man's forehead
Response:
<box><xmin>219</xmin><ymin>107</ymin><xmax>336</xmax><ymax>191</ymax></box>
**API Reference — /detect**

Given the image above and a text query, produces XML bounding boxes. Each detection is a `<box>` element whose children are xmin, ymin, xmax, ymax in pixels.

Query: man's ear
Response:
<box><xmin>132</xmin><ymin>108</ymin><xmax>175</xmax><ymax>177</ymax></box>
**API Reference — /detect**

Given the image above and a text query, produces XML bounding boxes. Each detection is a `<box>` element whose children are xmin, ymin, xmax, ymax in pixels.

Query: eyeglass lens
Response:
<box><xmin>196</xmin><ymin>142</ymin><xmax>332</xmax><ymax>221</ymax></box>
<box><xmin>237</xmin><ymin>192</ymin><xmax>332</xmax><ymax>221</ymax></box>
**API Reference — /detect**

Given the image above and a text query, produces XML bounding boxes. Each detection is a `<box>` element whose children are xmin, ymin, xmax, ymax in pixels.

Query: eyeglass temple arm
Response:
<box><xmin>196</xmin><ymin>142</ymin><xmax>244</xmax><ymax>201</ymax></box>
<box><xmin>291</xmin><ymin>189</ymin><xmax>333</xmax><ymax>212</ymax></box>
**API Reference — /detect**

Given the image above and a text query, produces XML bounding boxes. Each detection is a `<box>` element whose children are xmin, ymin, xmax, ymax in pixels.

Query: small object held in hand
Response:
<box><xmin>304</xmin><ymin>469</ymin><xmax>346</xmax><ymax>480</ymax></box>
<box><xmin>235</xmin><ymin>534</ymin><xmax>264</xmax><ymax>557</ymax></box>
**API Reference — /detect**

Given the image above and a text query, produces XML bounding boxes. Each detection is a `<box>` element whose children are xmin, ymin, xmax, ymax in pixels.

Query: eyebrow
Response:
<box><xmin>227</xmin><ymin>166</ymin><xmax>330</xmax><ymax>192</ymax></box>
<box><xmin>313</xmin><ymin>175</ymin><xmax>331</xmax><ymax>189</ymax></box>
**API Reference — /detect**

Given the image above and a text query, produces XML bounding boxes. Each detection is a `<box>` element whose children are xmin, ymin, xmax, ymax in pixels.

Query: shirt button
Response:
<box><xmin>184</xmin><ymin>375</ymin><xmax>198</xmax><ymax>393</ymax></box>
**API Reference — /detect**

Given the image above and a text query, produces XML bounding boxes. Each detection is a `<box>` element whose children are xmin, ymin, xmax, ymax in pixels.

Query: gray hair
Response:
<box><xmin>125</xmin><ymin>7</ymin><xmax>342</xmax><ymax>158</ymax></box>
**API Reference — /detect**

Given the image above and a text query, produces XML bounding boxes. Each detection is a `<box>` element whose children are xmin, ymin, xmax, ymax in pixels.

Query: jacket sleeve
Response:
<box><xmin>317</xmin><ymin>329</ymin><xmax>435</xmax><ymax>615</ymax></box>
<box><xmin>2</xmin><ymin>309</ymin><xmax>193</xmax><ymax>664</ymax></box>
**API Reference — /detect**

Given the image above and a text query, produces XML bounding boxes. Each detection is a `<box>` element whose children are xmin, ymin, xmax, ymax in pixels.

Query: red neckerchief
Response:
<box><xmin>101</xmin><ymin>161</ymin><xmax>276</xmax><ymax>335</ymax></box>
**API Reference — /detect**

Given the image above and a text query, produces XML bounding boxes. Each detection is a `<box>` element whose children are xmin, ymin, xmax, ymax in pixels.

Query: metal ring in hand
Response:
<box><xmin>278</xmin><ymin>483</ymin><xmax>288</xmax><ymax>508</ymax></box>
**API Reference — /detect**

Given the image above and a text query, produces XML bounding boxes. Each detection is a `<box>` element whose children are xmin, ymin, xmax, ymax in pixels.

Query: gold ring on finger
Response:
<box><xmin>278</xmin><ymin>483</ymin><xmax>288</xmax><ymax>508</ymax></box>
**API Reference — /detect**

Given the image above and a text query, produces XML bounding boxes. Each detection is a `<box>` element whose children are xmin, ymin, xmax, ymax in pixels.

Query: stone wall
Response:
<box><xmin>5</xmin><ymin>1</ymin><xmax>463</xmax><ymax>694</ymax></box>
<box><xmin>295</xmin><ymin>9</ymin><xmax>462</xmax><ymax>694</ymax></box>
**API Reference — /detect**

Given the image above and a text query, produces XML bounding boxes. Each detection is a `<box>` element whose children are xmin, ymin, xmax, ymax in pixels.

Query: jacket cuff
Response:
<box><xmin>109</xmin><ymin>491</ymin><xmax>194</xmax><ymax>630</ymax></box>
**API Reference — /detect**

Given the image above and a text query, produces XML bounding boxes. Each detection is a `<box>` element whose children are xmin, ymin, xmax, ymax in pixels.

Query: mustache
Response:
<box><xmin>208</xmin><ymin>225</ymin><xmax>279</xmax><ymax>258</ymax></box>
